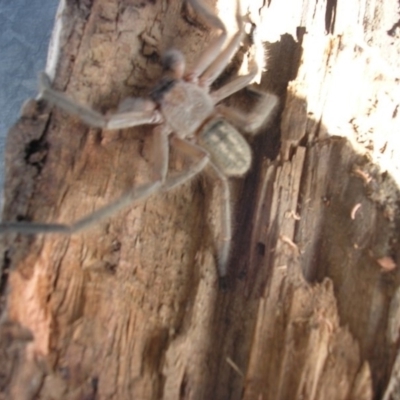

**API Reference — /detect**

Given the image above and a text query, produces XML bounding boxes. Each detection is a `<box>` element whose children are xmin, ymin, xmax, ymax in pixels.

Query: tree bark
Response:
<box><xmin>1</xmin><ymin>0</ymin><xmax>399</xmax><ymax>399</ymax></box>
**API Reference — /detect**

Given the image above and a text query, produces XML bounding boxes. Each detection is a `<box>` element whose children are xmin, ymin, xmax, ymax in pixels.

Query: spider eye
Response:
<box><xmin>162</xmin><ymin>49</ymin><xmax>185</xmax><ymax>79</ymax></box>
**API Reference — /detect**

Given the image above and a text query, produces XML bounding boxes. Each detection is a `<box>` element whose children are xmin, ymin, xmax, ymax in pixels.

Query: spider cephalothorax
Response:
<box><xmin>0</xmin><ymin>0</ymin><xmax>278</xmax><ymax>276</ymax></box>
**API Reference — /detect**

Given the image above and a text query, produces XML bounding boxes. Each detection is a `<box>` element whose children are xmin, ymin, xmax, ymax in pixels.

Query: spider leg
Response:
<box><xmin>105</xmin><ymin>109</ymin><xmax>162</xmax><ymax>129</ymax></box>
<box><xmin>0</xmin><ymin>132</ymin><xmax>210</xmax><ymax>237</ymax></box>
<box><xmin>152</xmin><ymin>125</ymin><xmax>170</xmax><ymax>181</ymax></box>
<box><xmin>39</xmin><ymin>72</ymin><xmax>161</xmax><ymax>129</ymax></box>
<box><xmin>216</xmin><ymin>88</ymin><xmax>278</xmax><ymax>134</ymax></box>
<box><xmin>207</xmin><ymin>161</ymin><xmax>232</xmax><ymax>277</ymax></box>
<box><xmin>0</xmin><ymin>125</ymin><xmax>172</xmax><ymax>235</ymax></box>
<box><xmin>165</xmin><ymin>137</ymin><xmax>209</xmax><ymax>190</ymax></box>
<box><xmin>185</xmin><ymin>0</ymin><xmax>228</xmax><ymax>82</ymax></box>
<box><xmin>198</xmin><ymin>1</ymin><xmax>245</xmax><ymax>88</ymax></box>
<box><xmin>209</xmin><ymin>15</ymin><xmax>269</xmax><ymax>104</ymax></box>
<box><xmin>0</xmin><ymin>181</ymin><xmax>162</xmax><ymax>234</ymax></box>
<box><xmin>210</xmin><ymin>62</ymin><xmax>259</xmax><ymax>104</ymax></box>
<box><xmin>39</xmin><ymin>73</ymin><xmax>106</xmax><ymax>128</ymax></box>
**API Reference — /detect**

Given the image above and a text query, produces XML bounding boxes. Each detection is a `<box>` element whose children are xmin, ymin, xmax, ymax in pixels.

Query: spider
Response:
<box><xmin>0</xmin><ymin>0</ymin><xmax>277</xmax><ymax>276</ymax></box>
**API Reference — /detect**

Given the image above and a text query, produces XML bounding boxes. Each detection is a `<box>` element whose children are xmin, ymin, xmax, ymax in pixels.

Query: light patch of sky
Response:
<box><xmin>0</xmin><ymin>0</ymin><xmax>59</xmax><ymax>206</ymax></box>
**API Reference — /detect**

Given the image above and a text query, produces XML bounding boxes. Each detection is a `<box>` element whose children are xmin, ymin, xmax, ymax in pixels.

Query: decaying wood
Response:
<box><xmin>0</xmin><ymin>0</ymin><xmax>399</xmax><ymax>399</ymax></box>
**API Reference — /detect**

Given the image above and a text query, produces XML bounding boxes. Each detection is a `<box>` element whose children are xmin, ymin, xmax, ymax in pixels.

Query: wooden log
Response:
<box><xmin>1</xmin><ymin>0</ymin><xmax>399</xmax><ymax>399</ymax></box>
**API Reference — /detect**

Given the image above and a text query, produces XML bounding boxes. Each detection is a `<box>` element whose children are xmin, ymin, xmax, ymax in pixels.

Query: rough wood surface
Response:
<box><xmin>1</xmin><ymin>0</ymin><xmax>399</xmax><ymax>399</ymax></box>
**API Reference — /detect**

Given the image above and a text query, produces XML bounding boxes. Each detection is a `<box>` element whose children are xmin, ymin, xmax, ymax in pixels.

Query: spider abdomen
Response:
<box><xmin>199</xmin><ymin>118</ymin><xmax>252</xmax><ymax>177</ymax></box>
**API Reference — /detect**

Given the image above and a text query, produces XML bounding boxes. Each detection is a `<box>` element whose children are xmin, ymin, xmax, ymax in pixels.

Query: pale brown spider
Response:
<box><xmin>0</xmin><ymin>0</ymin><xmax>277</xmax><ymax>276</ymax></box>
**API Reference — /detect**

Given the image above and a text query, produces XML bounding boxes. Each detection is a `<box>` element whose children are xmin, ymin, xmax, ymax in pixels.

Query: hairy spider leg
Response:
<box><xmin>39</xmin><ymin>73</ymin><xmax>162</xmax><ymax>129</ymax></box>
<box><xmin>196</xmin><ymin>0</ymin><xmax>245</xmax><ymax>88</ymax></box>
<box><xmin>208</xmin><ymin>8</ymin><xmax>272</xmax><ymax>105</ymax></box>
<box><xmin>207</xmin><ymin>161</ymin><xmax>232</xmax><ymax>277</ymax></box>
<box><xmin>216</xmin><ymin>89</ymin><xmax>278</xmax><ymax>134</ymax></box>
<box><xmin>185</xmin><ymin>0</ymin><xmax>230</xmax><ymax>81</ymax></box>
<box><xmin>0</xmin><ymin>135</ymin><xmax>209</xmax><ymax>236</ymax></box>
<box><xmin>207</xmin><ymin>22</ymin><xmax>279</xmax><ymax>134</ymax></box>
<box><xmin>0</xmin><ymin>181</ymin><xmax>162</xmax><ymax>234</ymax></box>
